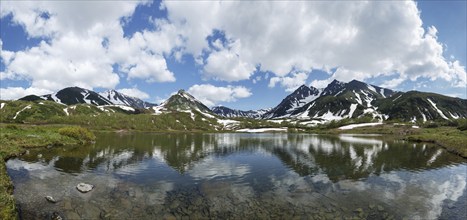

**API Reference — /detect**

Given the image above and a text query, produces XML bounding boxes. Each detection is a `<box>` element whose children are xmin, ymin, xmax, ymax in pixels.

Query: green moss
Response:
<box><xmin>58</xmin><ymin>126</ymin><xmax>96</xmax><ymax>143</ymax></box>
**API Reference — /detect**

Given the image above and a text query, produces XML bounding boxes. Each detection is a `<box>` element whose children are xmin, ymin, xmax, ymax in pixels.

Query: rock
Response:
<box><xmin>76</xmin><ymin>183</ymin><xmax>94</xmax><ymax>193</ymax></box>
<box><xmin>354</xmin><ymin>208</ymin><xmax>363</xmax><ymax>213</ymax></box>
<box><xmin>369</xmin><ymin>204</ymin><xmax>375</xmax><ymax>209</ymax></box>
<box><xmin>51</xmin><ymin>212</ymin><xmax>63</xmax><ymax>220</ymax></box>
<box><xmin>377</xmin><ymin>205</ymin><xmax>384</xmax><ymax>212</ymax></box>
<box><xmin>45</xmin><ymin>196</ymin><xmax>58</xmax><ymax>203</ymax></box>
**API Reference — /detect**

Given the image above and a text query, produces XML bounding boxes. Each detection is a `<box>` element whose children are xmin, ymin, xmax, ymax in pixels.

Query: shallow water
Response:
<box><xmin>7</xmin><ymin>133</ymin><xmax>467</xmax><ymax>219</ymax></box>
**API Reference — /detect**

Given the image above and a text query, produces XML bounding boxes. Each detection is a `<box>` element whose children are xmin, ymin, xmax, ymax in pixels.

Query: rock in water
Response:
<box><xmin>45</xmin><ymin>196</ymin><xmax>57</xmax><ymax>203</ymax></box>
<box><xmin>76</xmin><ymin>183</ymin><xmax>94</xmax><ymax>193</ymax></box>
<box><xmin>51</xmin><ymin>212</ymin><xmax>63</xmax><ymax>220</ymax></box>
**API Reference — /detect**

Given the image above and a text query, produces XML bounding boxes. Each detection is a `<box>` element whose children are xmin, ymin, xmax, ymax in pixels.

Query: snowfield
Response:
<box><xmin>236</xmin><ymin>127</ymin><xmax>288</xmax><ymax>133</ymax></box>
<box><xmin>338</xmin><ymin>122</ymin><xmax>383</xmax><ymax>130</ymax></box>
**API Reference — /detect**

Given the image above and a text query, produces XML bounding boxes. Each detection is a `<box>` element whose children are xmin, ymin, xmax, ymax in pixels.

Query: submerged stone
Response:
<box><xmin>51</xmin><ymin>212</ymin><xmax>63</xmax><ymax>220</ymax></box>
<box><xmin>45</xmin><ymin>196</ymin><xmax>57</xmax><ymax>203</ymax></box>
<box><xmin>76</xmin><ymin>183</ymin><xmax>94</xmax><ymax>193</ymax></box>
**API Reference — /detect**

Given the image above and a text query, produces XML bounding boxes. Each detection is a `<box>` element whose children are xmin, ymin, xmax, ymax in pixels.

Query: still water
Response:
<box><xmin>7</xmin><ymin>133</ymin><xmax>467</xmax><ymax>219</ymax></box>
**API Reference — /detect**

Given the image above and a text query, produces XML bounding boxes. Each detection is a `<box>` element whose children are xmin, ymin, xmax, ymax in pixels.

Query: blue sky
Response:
<box><xmin>1</xmin><ymin>0</ymin><xmax>466</xmax><ymax>110</ymax></box>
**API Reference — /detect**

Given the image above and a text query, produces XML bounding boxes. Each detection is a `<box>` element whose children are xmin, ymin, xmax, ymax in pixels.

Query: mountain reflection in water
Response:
<box><xmin>7</xmin><ymin>133</ymin><xmax>467</xmax><ymax>219</ymax></box>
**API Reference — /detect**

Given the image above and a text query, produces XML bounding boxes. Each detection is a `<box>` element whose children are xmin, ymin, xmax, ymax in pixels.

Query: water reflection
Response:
<box><xmin>7</xmin><ymin>133</ymin><xmax>467</xmax><ymax>219</ymax></box>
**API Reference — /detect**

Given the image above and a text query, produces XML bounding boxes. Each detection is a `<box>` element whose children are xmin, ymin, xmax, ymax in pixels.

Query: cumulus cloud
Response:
<box><xmin>2</xmin><ymin>0</ymin><xmax>465</xmax><ymax>100</ymax></box>
<box><xmin>117</xmin><ymin>88</ymin><xmax>150</xmax><ymax>99</ymax></box>
<box><xmin>203</xmin><ymin>40</ymin><xmax>256</xmax><ymax>82</ymax></box>
<box><xmin>187</xmin><ymin>84</ymin><xmax>252</xmax><ymax>107</ymax></box>
<box><xmin>269</xmin><ymin>72</ymin><xmax>309</xmax><ymax>92</ymax></box>
<box><xmin>0</xmin><ymin>0</ymin><xmax>176</xmax><ymax>98</ymax></box>
<box><xmin>164</xmin><ymin>1</ymin><xmax>466</xmax><ymax>87</ymax></box>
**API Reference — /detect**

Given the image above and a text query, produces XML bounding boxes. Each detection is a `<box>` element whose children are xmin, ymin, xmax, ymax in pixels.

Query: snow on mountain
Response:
<box><xmin>262</xmin><ymin>85</ymin><xmax>322</xmax><ymax>119</ymax></box>
<box><xmin>99</xmin><ymin>90</ymin><xmax>156</xmax><ymax>109</ymax></box>
<box><xmin>212</xmin><ymin>106</ymin><xmax>271</xmax><ymax>119</ymax></box>
<box><xmin>41</xmin><ymin>87</ymin><xmax>112</xmax><ymax>106</ymax></box>
<box><xmin>152</xmin><ymin>90</ymin><xmax>214</xmax><ymax>115</ymax></box>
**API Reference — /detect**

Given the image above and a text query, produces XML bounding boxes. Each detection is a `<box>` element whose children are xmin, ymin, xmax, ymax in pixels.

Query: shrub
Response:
<box><xmin>58</xmin><ymin>126</ymin><xmax>95</xmax><ymax>143</ymax></box>
<box><xmin>457</xmin><ymin>119</ymin><xmax>467</xmax><ymax>131</ymax></box>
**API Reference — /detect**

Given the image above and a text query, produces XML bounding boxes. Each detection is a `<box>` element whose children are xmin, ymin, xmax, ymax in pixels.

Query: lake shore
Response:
<box><xmin>1</xmin><ymin>123</ymin><xmax>466</xmax><ymax>219</ymax></box>
<box><xmin>0</xmin><ymin>124</ymin><xmax>95</xmax><ymax>219</ymax></box>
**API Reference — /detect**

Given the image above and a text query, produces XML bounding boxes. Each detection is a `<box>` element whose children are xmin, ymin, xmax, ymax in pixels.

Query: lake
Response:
<box><xmin>6</xmin><ymin>132</ymin><xmax>467</xmax><ymax>219</ymax></box>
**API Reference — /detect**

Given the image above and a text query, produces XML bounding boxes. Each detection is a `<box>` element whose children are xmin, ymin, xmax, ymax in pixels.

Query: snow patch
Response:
<box><xmin>180</xmin><ymin>110</ymin><xmax>196</xmax><ymax>120</ymax></box>
<box><xmin>392</xmin><ymin>94</ymin><xmax>402</xmax><ymax>102</ymax></box>
<box><xmin>236</xmin><ymin>127</ymin><xmax>288</xmax><ymax>133</ymax></box>
<box><xmin>348</xmin><ymin>104</ymin><xmax>357</xmax><ymax>118</ymax></box>
<box><xmin>338</xmin><ymin>122</ymin><xmax>383</xmax><ymax>130</ymax></box>
<box><xmin>112</xmin><ymin>105</ymin><xmax>135</xmax><ymax>112</ymax></box>
<box><xmin>449</xmin><ymin>112</ymin><xmax>460</xmax><ymax>119</ymax></box>
<box><xmin>51</xmin><ymin>93</ymin><xmax>62</xmax><ymax>104</ymax></box>
<box><xmin>427</xmin><ymin>99</ymin><xmax>449</xmax><ymax>120</ymax></box>
<box><xmin>320</xmin><ymin>110</ymin><xmax>343</xmax><ymax>121</ymax></box>
<box><xmin>13</xmin><ymin>105</ymin><xmax>32</xmax><ymax>119</ymax></box>
<box><xmin>367</xmin><ymin>84</ymin><xmax>377</xmax><ymax>94</ymax></box>
<box><xmin>151</xmin><ymin>106</ymin><xmax>165</xmax><ymax>115</ymax></box>
<box><xmin>0</xmin><ymin>103</ymin><xmax>5</xmax><ymax>109</ymax></box>
<box><xmin>354</xmin><ymin>92</ymin><xmax>362</xmax><ymax>105</ymax></box>
<box><xmin>63</xmin><ymin>108</ymin><xmax>69</xmax><ymax>116</ymax></box>
<box><xmin>380</xmin><ymin>88</ymin><xmax>386</xmax><ymax>98</ymax></box>
<box><xmin>199</xmin><ymin>111</ymin><xmax>216</xmax><ymax>118</ymax></box>
<box><xmin>38</xmin><ymin>102</ymin><xmax>44</xmax><ymax>105</ymax></box>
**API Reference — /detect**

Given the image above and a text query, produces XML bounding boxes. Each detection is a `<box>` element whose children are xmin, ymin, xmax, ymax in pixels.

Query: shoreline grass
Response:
<box><xmin>0</xmin><ymin>124</ymin><xmax>95</xmax><ymax>220</ymax></box>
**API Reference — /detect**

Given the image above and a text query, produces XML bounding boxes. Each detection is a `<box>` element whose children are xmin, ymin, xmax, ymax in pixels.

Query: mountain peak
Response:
<box><xmin>160</xmin><ymin>90</ymin><xmax>211</xmax><ymax>113</ymax></box>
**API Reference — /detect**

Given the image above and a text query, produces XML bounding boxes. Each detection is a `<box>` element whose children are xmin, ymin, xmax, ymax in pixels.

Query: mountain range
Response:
<box><xmin>19</xmin><ymin>87</ymin><xmax>155</xmax><ymax>109</ymax></box>
<box><xmin>9</xmin><ymin>80</ymin><xmax>467</xmax><ymax>125</ymax></box>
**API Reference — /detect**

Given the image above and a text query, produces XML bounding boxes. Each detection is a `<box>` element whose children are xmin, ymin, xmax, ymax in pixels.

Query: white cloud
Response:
<box><xmin>0</xmin><ymin>87</ymin><xmax>52</xmax><ymax>100</ymax></box>
<box><xmin>0</xmin><ymin>1</ymin><xmax>176</xmax><ymax>95</ymax></box>
<box><xmin>380</xmin><ymin>77</ymin><xmax>407</xmax><ymax>89</ymax></box>
<box><xmin>163</xmin><ymin>1</ymin><xmax>466</xmax><ymax>87</ymax></box>
<box><xmin>310</xmin><ymin>78</ymin><xmax>333</xmax><ymax>89</ymax></box>
<box><xmin>126</xmin><ymin>52</ymin><xmax>175</xmax><ymax>83</ymax></box>
<box><xmin>269</xmin><ymin>72</ymin><xmax>309</xmax><ymax>92</ymax></box>
<box><xmin>117</xmin><ymin>88</ymin><xmax>149</xmax><ymax>99</ymax></box>
<box><xmin>0</xmin><ymin>1</ymin><xmax>148</xmax><ymax>38</ymax></box>
<box><xmin>203</xmin><ymin>40</ymin><xmax>256</xmax><ymax>81</ymax></box>
<box><xmin>187</xmin><ymin>84</ymin><xmax>252</xmax><ymax>107</ymax></box>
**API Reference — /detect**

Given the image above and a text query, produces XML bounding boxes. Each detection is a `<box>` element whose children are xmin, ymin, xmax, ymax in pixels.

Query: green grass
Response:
<box><xmin>405</xmin><ymin>127</ymin><xmax>467</xmax><ymax>158</ymax></box>
<box><xmin>0</xmin><ymin>124</ymin><xmax>95</xmax><ymax>219</ymax></box>
<box><xmin>310</xmin><ymin>123</ymin><xmax>467</xmax><ymax>158</ymax></box>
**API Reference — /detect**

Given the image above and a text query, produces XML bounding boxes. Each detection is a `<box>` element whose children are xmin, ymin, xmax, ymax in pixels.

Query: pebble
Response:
<box><xmin>76</xmin><ymin>183</ymin><xmax>94</xmax><ymax>193</ymax></box>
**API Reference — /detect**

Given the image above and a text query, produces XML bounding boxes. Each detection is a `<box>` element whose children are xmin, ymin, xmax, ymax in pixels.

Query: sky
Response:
<box><xmin>0</xmin><ymin>0</ymin><xmax>466</xmax><ymax>110</ymax></box>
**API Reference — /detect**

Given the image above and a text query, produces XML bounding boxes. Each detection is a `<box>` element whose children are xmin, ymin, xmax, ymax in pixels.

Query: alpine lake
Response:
<box><xmin>6</xmin><ymin>132</ymin><xmax>467</xmax><ymax>219</ymax></box>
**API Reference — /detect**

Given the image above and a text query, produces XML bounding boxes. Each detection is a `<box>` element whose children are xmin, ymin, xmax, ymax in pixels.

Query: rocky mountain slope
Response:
<box><xmin>18</xmin><ymin>87</ymin><xmax>156</xmax><ymax>109</ymax></box>
<box><xmin>212</xmin><ymin>106</ymin><xmax>270</xmax><ymax>119</ymax></box>
<box><xmin>99</xmin><ymin>90</ymin><xmax>156</xmax><ymax>109</ymax></box>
